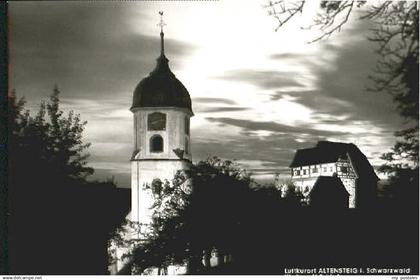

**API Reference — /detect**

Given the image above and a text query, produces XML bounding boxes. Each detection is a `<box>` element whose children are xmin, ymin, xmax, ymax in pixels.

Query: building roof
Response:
<box><xmin>310</xmin><ymin>176</ymin><xmax>349</xmax><ymax>197</ymax></box>
<box><xmin>289</xmin><ymin>141</ymin><xmax>379</xmax><ymax>181</ymax></box>
<box><xmin>131</xmin><ymin>31</ymin><xmax>192</xmax><ymax>113</ymax></box>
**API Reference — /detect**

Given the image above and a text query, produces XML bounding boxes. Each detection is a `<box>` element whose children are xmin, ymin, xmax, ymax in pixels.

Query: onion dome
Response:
<box><xmin>131</xmin><ymin>24</ymin><xmax>192</xmax><ymax>113</ymax></box>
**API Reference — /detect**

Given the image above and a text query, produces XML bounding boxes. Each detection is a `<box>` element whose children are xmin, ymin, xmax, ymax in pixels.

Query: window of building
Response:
<box><xmin>185</xmin><ymin>137</ymin><xmax>189</xmax><ymax>154</ymax></box>
<box><xmin>340</xmin><ymin>166</ymin><xmax>348</xmax><ymax>173</ymax></box>
<box><xmin>312</xmin><ymin>167</ymin><xmax>318</xmax><ymax>173</ymax></box>
<box><xmin>148</xmin><ymin>112</ymin><xmax>166</xmax><ymax>131</ymax></box>
<box><xmin>323</xmin><ymin>167</ymin><xmax>327</xmax><ymax>172</ymax></box>
<box><xmin>150</xmin><ymin>135</ymin><xmax>163</xmax><ymax>152</ymax></box>
<box><xmin>294</xmin><ymin>170</ymin><xmax>300</xmax><ymax>176</ymax></box>
<box><xmin>303</xmin><ymin>170</ymin><xmax>307</xmax><ymax>175</ymax></box>
<box><xmin>330</xmin><ymin>167</ymin><xmax>333</xmax><ymax>172</ymax></box>
<box><xmin>185</xmin><ymin>117</ymin><xmax>190</xmax><ymax>135</ymax></box>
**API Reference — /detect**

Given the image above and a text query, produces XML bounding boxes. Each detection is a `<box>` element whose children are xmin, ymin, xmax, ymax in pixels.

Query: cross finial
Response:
<box><xmin>157</xmin><ymin>11</ymin><xmax>166</xmax><ymax>56</ymax></box>
<box><xmin>158</xmin><ymin>11</ymin><xmax>166</xmax><ymax>33</ymax></box>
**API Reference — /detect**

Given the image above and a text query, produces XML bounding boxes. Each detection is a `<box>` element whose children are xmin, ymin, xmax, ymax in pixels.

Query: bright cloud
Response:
<box><xmin>9</xmin><ymin>1</ymin><xmax>405</xmax><ymax>186</ymax></box>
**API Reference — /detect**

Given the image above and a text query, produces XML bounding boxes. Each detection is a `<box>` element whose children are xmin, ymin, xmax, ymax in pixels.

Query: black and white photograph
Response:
<box><xmin>2</xmin><ymin>0</ymin><xmax>419</xmax><ymax>277</ymax></box>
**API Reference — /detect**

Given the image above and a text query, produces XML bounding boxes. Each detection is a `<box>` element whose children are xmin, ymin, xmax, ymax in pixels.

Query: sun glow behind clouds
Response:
<box><xmin>10</xmin><ymin>0</ymin><xmax>402</xmax><ymax>185</ymax></box>
<box><xmin>123</xmin><ymin>0</ymin><xmax>391</xmax><ymax>180</ymax></box>
<box><xmin>128</xmin><ymin>1</ymin><xmax>340</xmax><ymax>128</ymax></box>
<box><xmin>255</xmin><ymin>97</ymin><xmax>313</xmax><ymax>125</ymax></box>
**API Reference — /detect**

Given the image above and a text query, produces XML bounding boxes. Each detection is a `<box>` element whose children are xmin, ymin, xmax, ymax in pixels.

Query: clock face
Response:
<box><xmin>148</xmin><ymin>112</ymin><xmax>166</xmax><ymax>131</ymax></box>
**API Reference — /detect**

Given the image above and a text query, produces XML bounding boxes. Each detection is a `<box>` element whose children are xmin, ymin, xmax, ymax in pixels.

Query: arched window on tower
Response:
<box><xmin>150</xmin><ymin>135</ymin><xmax>163</xmax><ymax>153</ymax></box>
<box><xmin>148</xmin><ymin>112</ymin><xmax>166</xmax><ymax>131</ymax></box>
<box><xmin>185</xmin><ymin>137</ymin><xmax>189</xmax><ymax>154</ymax></box>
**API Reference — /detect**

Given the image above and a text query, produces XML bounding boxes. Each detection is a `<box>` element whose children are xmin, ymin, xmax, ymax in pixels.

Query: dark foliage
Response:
<box><xmin>7</xmin><ymin>88</ymin><xmax>130</xmax><ymax>274</ymax></box>
<box><xmin>201</xmin><ymin>207</ymin><xmax>418</xmax><ymax>275</ymax></box>
<box><xmin>119</xmin><ymin>157</ymin><xmax>418</xmax><ymax>275</ymax></box>
<box><xmin>128</xmin><ymin>157</ymin><xmax>261</xmax><ymax>273</ymax></box>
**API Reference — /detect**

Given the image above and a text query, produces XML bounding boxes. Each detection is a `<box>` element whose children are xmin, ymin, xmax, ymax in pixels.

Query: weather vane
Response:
<box><xmin>158</xmin><ymin>11</ymin><xmax>166</xmax><ymax>33</ymax></box>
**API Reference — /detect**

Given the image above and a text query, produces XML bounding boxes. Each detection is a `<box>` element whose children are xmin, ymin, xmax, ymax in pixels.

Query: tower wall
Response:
<box><xmin>132</xmin><ymin>107</ymin><xmax>192</xmax><ymax>161</ymax></box>
<box><xmin>110</xmin><ymin>23</ymin><xmax>193</xmax><ymax>274</ymax></box>
<box><xmin>130</xmin><ymin>107</ymin><xmax>193</xmax><ymax>227</ymax></box>
<box><xmin>130</xmin><ymin>159</ymin><xmax>190</xmax><ymax>225</ymax></box>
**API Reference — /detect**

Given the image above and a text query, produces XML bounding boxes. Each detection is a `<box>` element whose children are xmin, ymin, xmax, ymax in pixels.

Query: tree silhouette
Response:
<box><xmin>115</xmin><ymin>157</ymin><xmax>307</xmax><ymax>274</ymax></box>
<box><xmin>112</xmin><ymin>156</ymin><xmax>418</xmax><ymax>275</ymax></box>
<box><xmin>9</xmin><ymin>86</ymin><xmax>93</xmax><ymax>184</ymax></box>
<box><xmin>113</xmin><ymin>157</ymin><xmax>253</xmax><ymax>274</ymax></box>
<box><xmin>7</xmin><ymin>88</ymin><xmax>129</xmax><ymax>274</ymax></box>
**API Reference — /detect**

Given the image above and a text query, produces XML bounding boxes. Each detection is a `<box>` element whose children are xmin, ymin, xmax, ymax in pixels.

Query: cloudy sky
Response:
<box><xmin>9</xmin><ymin>1</ymin><xmax>405</xmax><ymax>187</ymax></box>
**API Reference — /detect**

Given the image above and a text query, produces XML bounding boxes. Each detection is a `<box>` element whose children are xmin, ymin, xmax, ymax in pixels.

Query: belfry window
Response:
<box><xmin>148</xmin><ymin>112</ymin><xmax>166</xmax><ymax>131</ymax></box>
<box><xmin>150</xmin><ymin>135</ymin><xmax>163</xmax><ymax>153</ymax></box>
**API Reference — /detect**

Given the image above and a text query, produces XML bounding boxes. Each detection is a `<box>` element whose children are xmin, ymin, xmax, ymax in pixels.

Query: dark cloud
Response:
<box><xmin>9</xmin><ymin>2</ymin><xmax>198</xmax><ymax>186</ymax></box>
<box><xmin>214</xmin><ymin>69</ymin><xmax>304</xmax><ymax>89</ymax></box>
<box><xmin>197</xmin><ymin>114</ymin><xmax>393</xmax><ymax>177</ymax></box>
<box><xmin>9</xmin><ymin>2</ymin><xmax>195</xmax><ymax>104</ymax></box>
<box><xmin>271</xmin><ymin>90</ymin><xmax>353</xmax><ymax>116</ymax></box>
<box><xmin>192</xmin><ymin>136</ymin><xmax>296</xmax><ymax>170</ymax></box>
<box><xmin>269</xmin><ymin>53</ymin><xmax>301</xmax><ymax>60</ymax></box>
<box><xmin>197</xmin><ymin>107</ymin><xmax>249</xmax><ymax>113</ymax></box>
<box><xmin>268</xmin><ymin>42</ymin><xmax>340</xmax><ymax>61</ymax></box>
<box><xmin>269</xmin><ymin>52</ymin><xmax>313</xmax><ymax>61</ymax></box>
<box><xmin>196</xmin><ymin>24</ymin><xmax>401</xmax><ymax>180</ymax></box>
<box><xmin>191</xmin><ymin>127</ymin><xmax>326</xmax><ymax>177</ymax></box>
<box><xmin>310</xmin><ymin>40</ymin><xmax>403</xmax><ymax>127</ymax></box>
<box><xmin>192</xmin><ymin>97</ymin><xmax>248</xmax><ymax>113</ymax></box>
<box><xmin>10</xmin><ymin>3</ymin><xmax>402</xmax><ymax>185</ymax></box>
<box><xmin>206</xmin><ymin>117</ymin><xmax>348</xmax><ymax>137</ymax></box>
<box><xmin>192</xmin><ymin>97</ymin><xmax>237</xmax><ymax>105</ymax></box>
<box><xmin>267</xmin><ymin>27</ymin><xmax>405</xmax><ymax>133</ymax></box>
<box><xmin>193</xmin><ymin>117</ymin><xmax>356</xmax><ymax>176</ymax></box>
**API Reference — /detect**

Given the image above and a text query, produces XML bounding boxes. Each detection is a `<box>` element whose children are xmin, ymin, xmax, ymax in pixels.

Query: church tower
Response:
<box><xmin>130</xmin><ymin>13</ymin><xmax>193</xmax><ymax>229</ymax></box>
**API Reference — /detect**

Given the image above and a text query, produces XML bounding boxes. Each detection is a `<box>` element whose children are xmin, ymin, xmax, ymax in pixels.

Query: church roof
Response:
<box><xmin>131</xmin><ymin>31</ymin><xmax>192</xmax><ymax>113</ymax></box>
<box><xmin>289</xmin><ymin>141</ymin><xmax>379</xmax><ymax>181</ymax></box>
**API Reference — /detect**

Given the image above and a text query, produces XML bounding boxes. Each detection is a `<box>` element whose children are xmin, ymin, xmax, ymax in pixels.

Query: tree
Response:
<box><xmin>128</xmin><ymin>157</ymin><xmax>253</xmax><ymax>274</ymax></box>
<box><xmin>113</xmin><ymin>156</ymin><xmax>419</xmax><ymax>274</ymax></box>
<box><xmin>267</xmin><ymin>1</ymin><xmax>419</xmax><ymax>198</ymax></box>
<box><xmin>8</xmin><ymin>87</ymin><xmax>129</xmax><ymax>274</ymax></box>
<box><xmin>9</xmin><ymin>86</ymin><xmax>93</xmax><ymax>186</ymax></box>
<box><xmin>274</xmin><ymin>174</ymin><xmax>305</xmax><ymax>205</ymax></box>
<box><xmin>115</xmin><ymin>157</ymin><xmax>304</xmax><ymax>275</ymax></box>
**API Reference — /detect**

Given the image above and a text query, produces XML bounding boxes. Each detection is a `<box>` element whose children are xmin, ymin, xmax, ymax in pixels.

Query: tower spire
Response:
<box><xmin>158</xmin><ymin>11</ymin><xmax>166</xmax><ymax>56</ymax></box>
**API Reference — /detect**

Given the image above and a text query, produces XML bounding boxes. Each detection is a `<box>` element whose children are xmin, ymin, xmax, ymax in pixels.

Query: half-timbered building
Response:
<box><xmin>289</xmin><ymin>141</ymin><xmax>379</xmax><ymax>208</ymax></box>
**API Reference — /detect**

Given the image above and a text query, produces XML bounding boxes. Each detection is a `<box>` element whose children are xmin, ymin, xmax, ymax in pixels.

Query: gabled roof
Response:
<box><xmin>290</xmin><ymin>141</ymin><xmax>379</xmax><ymax>181</ymax></box>
<box><xmin>310</xmin><ymin>176</ymin><xmax>349</xmax><ymax>197</ymax></box>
